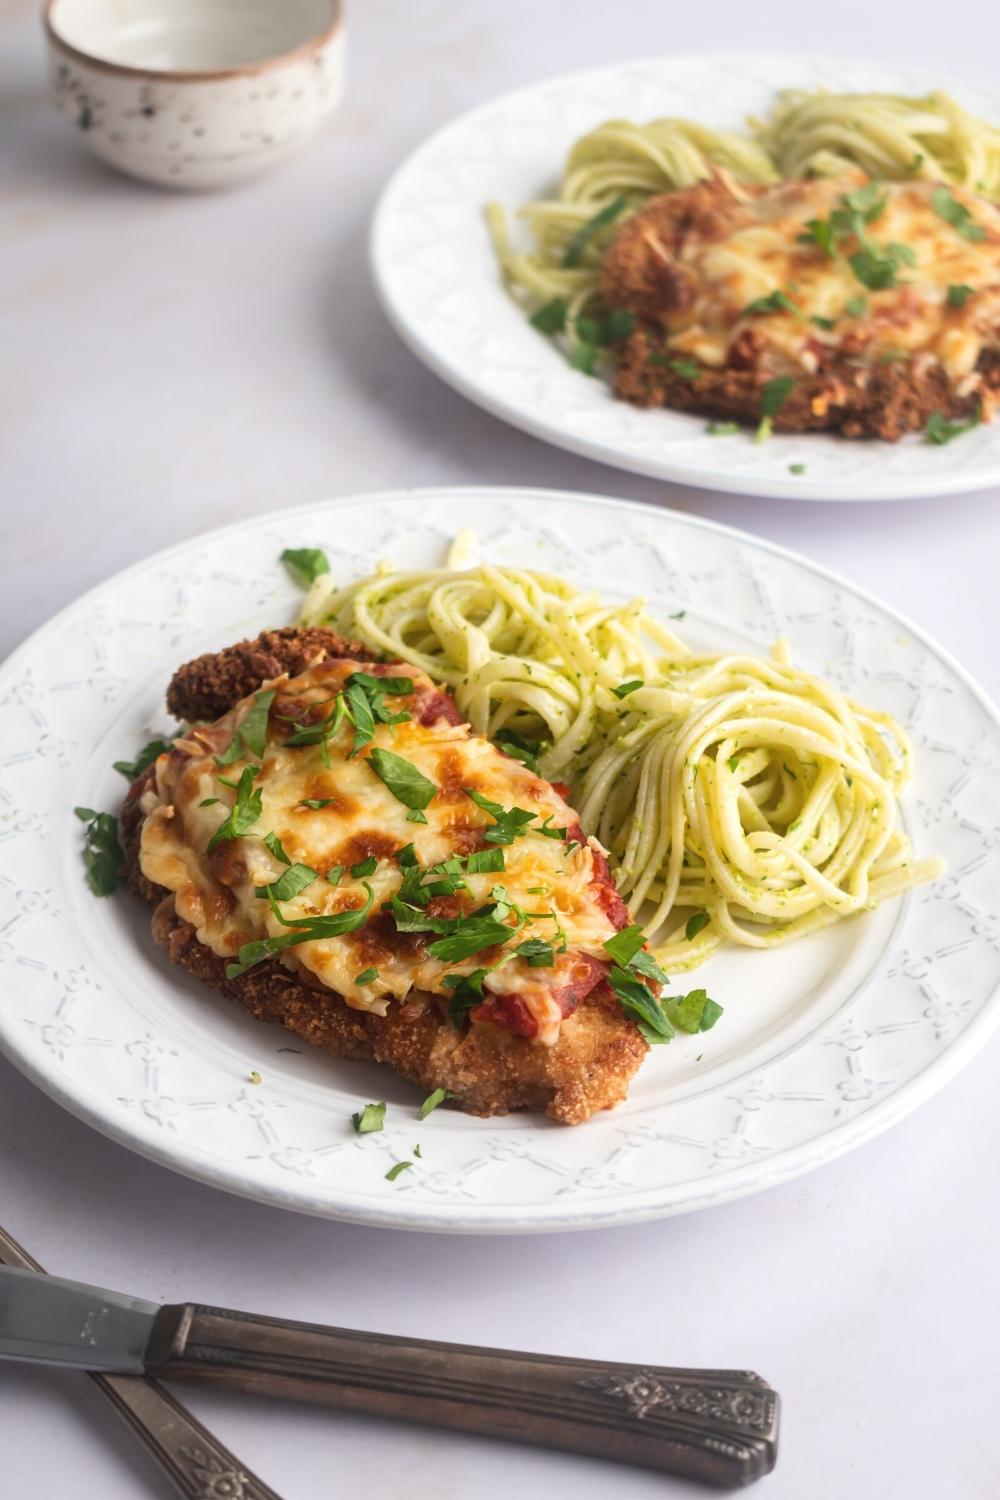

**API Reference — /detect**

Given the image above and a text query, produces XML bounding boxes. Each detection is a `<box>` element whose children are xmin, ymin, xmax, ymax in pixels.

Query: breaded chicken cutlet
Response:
<box><xmin>122</xmin><ymin>627</ymin><xmax>647</xmax><ymax>1123</ymax></box>
<box><xmin>600</xmin><ymin>174</ymin><xmax>1000</xmax><ymax>439</ymax></box>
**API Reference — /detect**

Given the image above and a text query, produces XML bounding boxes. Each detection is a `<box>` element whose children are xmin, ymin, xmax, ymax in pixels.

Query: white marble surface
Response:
<box><xmin>2</xmin><ymin>2</ymin><xmax>999</xmax><ymax>1496</ymax></box>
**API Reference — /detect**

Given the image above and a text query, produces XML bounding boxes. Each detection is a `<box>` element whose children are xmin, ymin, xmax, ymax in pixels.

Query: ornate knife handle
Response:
<box><xmin>149</xmin><ymin>1305</ymin><xmax>778</xmax><ymax>1488</ymax></box>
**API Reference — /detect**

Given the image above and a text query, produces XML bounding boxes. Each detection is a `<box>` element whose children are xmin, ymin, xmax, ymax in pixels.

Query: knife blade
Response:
<box><xmin>0</xmin><ymin>1265</ymin><xmax>157</xmax><ymax>1372</ymax></box>
<box><xmin>0</xmin><ymin>1262</ymin><xmax>779</xmax><ymax>1487</ymax></box>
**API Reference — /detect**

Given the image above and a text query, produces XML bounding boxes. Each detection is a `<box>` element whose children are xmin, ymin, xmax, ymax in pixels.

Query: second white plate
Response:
<box><xmin>372</xmin><ymin>53</ymin><xmax>1000</xmax><ymax>502</ymax></box>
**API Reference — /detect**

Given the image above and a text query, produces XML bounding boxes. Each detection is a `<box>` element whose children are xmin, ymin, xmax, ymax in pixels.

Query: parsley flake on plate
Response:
<box><xmin>385</xmin><ymin>1160</ymin><xmax>413</xmax><ymax>1182</ymax></box>
<box><xmin>352</xmin><ymin>1101</ymin><xmax>386</xmax><ymax>1134</ymax></box>
<box><xmin>74</xmin><ymin>806</ymin><xmax>124</xmax><ymax>897</ymax></box>
<box><xmin>281</xmin><ymin>547</ymin><xmax>330</xmax><ymax>586</ymax></box>
<box><xmin>926</xmin><ymin>408</ymin><xmax>980</xmax><ymax>445</ymax></box>
<box><xmin>418</xmin><ymin>1088</ymin><xmax>455</xmax><ymax>1120</ymax></box>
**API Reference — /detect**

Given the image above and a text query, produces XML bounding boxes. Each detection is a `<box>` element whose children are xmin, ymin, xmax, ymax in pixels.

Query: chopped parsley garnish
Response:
<box><xmin>74</xmin><ymin>806</ymin><xmax>124</xmax><ymax>896</ymax></box>
<box><xmin>465</xmin><ymin>789</ymin><xmax>536</xmax><ymax>846</ymax></box>
<box><xmin>947</xmin><ymin>283</ymin><xmax>973</xmax><ymax>308</ymax></box>
<box><xmin>225</xmin><ymin>882</ymin><xmax>375</xmax><ymax>978</ymax></box>
<box><xmin>789</xmin><ymin>463</ymin><xmax>806</xmax><ymax>475</ymax></box>
<box><xmin>755</xmin><ymin>376</ymin><xmax>796</xmax><ymax>442</ymax></box>
<box><xmin>281</xmin><ymin>547</ymin><xmax>330</xmax><ymax>586</ymax></box>
<box><xmin>367</xmin><ymin>747</ymin><xmax>437</xmax><ymax>812</ymax></box>
<box><xmin>113</xmin><ymin>737</ymin><xmax>173</xmax><ymax>780</ymax></box>
<box><xmin>665</xmin><ymin>988</ymin><xmax>723</xmax><ymax>1034</ymax></box>
<box><xmin>685</xmin><ymin>910</ymin><xmax>710</xmax><ymax>941</ymax></box>
<box><xmin>385</xmin><ymin>1160</ymin><xmax>413</xmax><ymax>1181</ymax></box>
<box><xmin>407</xmin><ymin>809</ymin><xmax>429</xmax><ymax>823</ymax></box>
<box><xmin>256</xmin><ymin>863</ymin><xmax>318</xmax><ymax>902</ymax></box>
<box><xmin>427</xmin><ymin>911</ymin><xmax>514</xmax><ymax>964</ymax></box>
<box><xmin>351</xmin><ymin>856</ymin><xmax>378</xmax><ymax>878</ymax></box>
<box><xmin>216</xmin><ymin>688</ymin><xmax>276</xmax><ymax>767</ymax></box>
<box><xmin>577</xmin><ymin>309</ymin><xmax>636</xmax><ymax>345</ymax></box>
<box><xmin>263</xmin><ymin>831</ymin><xmax>291</xmax><ymax>864</ymax></box>
<box><xmin>515</xmin><ymin>938</ymin><xmax>555</xmax><ymax>967</ymax></box>
<box><xmin>744</xmin><ymin>289</ymin><xmax>799</xmax><ymax>317</ymax></box>
<box><xmin>207</xmin><ymin>765</ymin><xmax>263</xmax><ymax>851</ymax></box>
<box><xmin>798</xmin><ymin>217</ymin><xmax>837</xmax><ymax>257</ymax></box>
<box><xmin>570</xmin><ymin>342</ymin><xmax>599</xmax><ymax>375</ymax></box>
<box><xmin>925</xmin><ymin>407</ymin><xmax>980</xmax><ymax>445</ymax></box>
<box><xmin>352</xmin><ymin>1101</ymin><xmax>385</xmax><ymax>1134</ymax></box>
<box><xmin>848</xmin><ymin>243</ymin><xmax>910</xmax><ymax>291</ymax></box>
<box><xmin>613</xmin><ymin>679</ymin><xmax>643</xmax><ymax>699</ymax></box>
<box><xmin>810</xmin><ymin>315</ymin><xmax>837</xmax><ymax>331</ymax></box>
<box><xmin>199</xmin><ymin>797</ymin><xmax>220</xmax><ymax>807</ymax></box>
<box><xmin>467</xmin><ymin>848</ymin><xmax>506</xmax><ymax>875</ymax></box>
<box><xmin>298</xmin><ymin>798</ymin><xmax>337</xmax><ymax>809</ymax></box>
<box><xmin>603</xmin><ymin>923</ymin><xmax>647</xmax><ymax>968</ymax></box>
<box><xmin>563</xmin><ymin>194</ymin><xmax>628</xmax><ymax>267</ymax></box>
<box><xmin>647</xmin><ymin>354</ymin><xmax>701</xmax><ymax>378</ymax></box>
<box><xmin>607</xmin><ymin>965</ymin><xmax>675</xmax><ymax>1043</ymax></box>
<box><xmin>844</xmin><ymin>295</ymin><xmax>868</xmax><ymax>318</ymax></box>
<box><xmin>355</xmin><ymin>966</ymin><xmax>379</xmax><ymax>986</ymax></box>
<box><xmin>249</xmin><ymin>1070</ymin><xmax>261</xmax><ymax>1085</ymax></box>
<box><xmin>442</xmin><ymin>967</ymin><xmax>488</xmax><ymax>1026</ymax></box>
<box><xmin>536</xmin><ymin>816</ymin><xmax>567</xmax><ymax>840</ymax></box>
<box><xmin>530</xmin><ymin>297</ymin><xmax>568</xmax><ymax>335</ymax></box>
<box><xmin>495</xmin><ymin>729</ymin><xmax>550</xmax><ymax>774</ymax></box>
<box><xmin>706</xmin><ymin>420</ymin><xmax>739</xmax><ymax>435</ymax></box>
<box><xmin>419</xmin><ymin>1087</ymin><xmax>455</xmax><ymax>1119</ymax></box>
<box><xmin>727</xmin><ymin>755</ymin><xmax>740</xmax><ymax>772</ymax></box>
<box><xmin>326</xmin><ymin>864</ymin><xmax>344</xmax><ymax>886</ymax></box>
<box><xmin>930</xmin><ymin>188</ymin><xmax>987</xmax><ymax>242</ymax></box>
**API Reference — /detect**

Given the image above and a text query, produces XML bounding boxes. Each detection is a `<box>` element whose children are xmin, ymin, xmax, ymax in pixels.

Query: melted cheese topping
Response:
<box><xmin>662</xmin><ymin>176</ymin><xmax>1000</xmax><ymax>384</ymax></box>
<box><xmin>139</xmin><ymin>660</ymin><xmax>619</xmax><ymax>1045</ymax></box>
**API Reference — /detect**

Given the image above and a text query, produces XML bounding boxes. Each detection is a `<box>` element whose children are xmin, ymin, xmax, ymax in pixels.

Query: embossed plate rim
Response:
<box><xmin>1</xmin><ymin>486</ymin><xmax>998</xmax><ymax>1232</ymax></box>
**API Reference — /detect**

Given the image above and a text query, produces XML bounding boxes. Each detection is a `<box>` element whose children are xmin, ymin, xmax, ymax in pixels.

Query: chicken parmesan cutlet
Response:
<box><xmin>602</xmin><ymin>173</ymin><xmax>1000</xmax><ymax>439</ymax></box>
<box><xmin>121</xmin><ymin>628</ymin><xmax>647</xmax><ymax>1123</ymax></box>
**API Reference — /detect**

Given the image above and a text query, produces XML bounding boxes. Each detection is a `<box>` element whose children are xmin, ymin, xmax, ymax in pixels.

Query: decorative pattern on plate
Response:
<box><xmin>0</xmin><ymin>488</ymin><xmax>998</xmax><ymax>1232</ymax></box>
<box><xmin>372</xmin><ymin>54</ymin><xmax>1000</xmax><ymax>502</ymax></box>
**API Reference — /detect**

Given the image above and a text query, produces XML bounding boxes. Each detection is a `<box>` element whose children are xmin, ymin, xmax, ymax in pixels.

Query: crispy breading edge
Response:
<box><xmin>125</xmin><ymin>629</ymin><xmax>646</xmax><ymax>1123</ymax></box>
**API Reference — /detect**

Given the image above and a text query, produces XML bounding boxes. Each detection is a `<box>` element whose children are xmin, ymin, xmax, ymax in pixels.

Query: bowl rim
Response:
<box><xmin>43</xmin><ymin>0</ymin><xmax>343</xmax><ymax>83</ymax></box>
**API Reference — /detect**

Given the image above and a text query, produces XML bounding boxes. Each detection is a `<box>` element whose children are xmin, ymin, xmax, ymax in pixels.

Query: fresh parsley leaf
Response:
<box><xmin>685</xmin><ymin>911</ymin><xmax>710</xmax><ymax>941</ymax></box>
<box><xmin>418</xmin><ymin>1087</ymin><xmax>455</xmax><ymax>1119</ymax></box>
<box><xmin>563</xmin><ymin>194</ymin><xmax>628</xmax><ymax>267</ymax></box>
<box><xmin>849</xmin><ymin>246</ymin><xmax>904</xmax><ymax>291</ymax></box>
<box><xmin>603</xmin><ymin>924</ymin><xmax>647</xmax><ymax>968</ymax></box>
<box><xmin>298</xmin><ymin>798</ymin><xmax>336</xmax><ymax>809</ymax></box>
<box><xmin>810</xmin><ymin>315</ymin><xmax>837</xmax><ymax>331</ymax></box>
<box><xmin>215</xmin><ymin>688</ymin><xmax>276</xmax><ymax>767</ymax></box>
<box><xmin>368</xmin><ymin>747</ymin><xmax>437</xmax><ymax>811</ymax></box>
<box><xmin>530</xmin><ymin>297</ymin><xmax>568</xmax><ymax>335</ymax></box>
<box><xmin>664</xmin><ymin>988</ymin><xmax>723</xmax><ymax>1033</ymax></box>
<box><xmin>326</xmin><ymin>864</ymin><xmax>344</xmax><ymax>886</ymax></box>
<box><xmin>343</xmin><ymin>680</ymin><xmax>376</xmax><ymax>756</ymax></box>
<box><xmin>647</xmin><ymin>355</ymin><xmax>701</xmax><ymax>378</ymax></box>
<box><xmin>571</xmin><ymin>341</ymin><xmax>599</xmax><ymax>375</ymax></box>
<box><xmin>630</xmin><ymin>948</ymin><xmax>670</xmax><ymax>986</ymax></box>
<box><xmin>74</xmin><ymin>806</ymin><xmax>124</xmax><ymax>896</ymax></box>
<box><xmin>207</xmin><ymin>765</ymin><xmax>263</xmax><ymax>851</ymax></box>
<box><xmin>744</xmin><ymin>289</ymin><xmax>799</xmax><ymax>317</ymax></box>
<box><xmin>199</xmin><ymin>797</ymin><xmax>220</xmax><ymax>807</ymax></box>
<box><xmin>607</xmin><ymin>964</ymin><xmax>675</xmax><ymax>1043</ymax></box>
<box><xmin>515</xmin><ymin>938</ymin><xmax>555</xmax><ymax>967</ymax></box>
<box><xmin>669</xmin><ymin>609</ymin><xmax>686</xmax><ymax>620</ymax></box>
<box><xmin>926</xmin><ymin>408</ymin><xmax>980</xmax><ymax>445</ymax></box>
<box><xmin>947</xmin><ymin>283</ymin><xmax>973</xmax><ymax>308</ymax></box>
<box><xmin>263</xmin><ymin>831</ymin><xmax>291</xmax><ymax>864</ymax></box>
<box><xmin>798</xmin><ymin>217</ymin><xmax>836</xmax><ymax>256</ymax></box>
<box><xmin>761</xmin><ymin>376</ymin><xmax>796</xmax><ymax>418</ymax></box>
<box><xmin>352</xmin><ymin>1101</ymin><xmax>385</xmax><ymax>1133</ymax></box>
<box><xmin>844</xmin><ymin>295</ymin><xmax>867</xmax><ymax>318</ymax></box>
<box><xmin>495</xmin><ymin>729</ymin><xmax>550</xmax><ymax>774</ymax></box>
<box><xmin>385</xmin><ymin>1160</ymin><xmax>413</xmax><ymax>1181</ymax></box>
<box><xmin>443</xmin><ymin>967</ymin><xmax>488</xmax><ymax>1026</ymax></box>
<box><xmin>841</xmin><ymin>182</ymin><xmax>887</xmax><ymax>222</ymax></box>
<box><xmin>576</xmin><ymin>309</ymin><xmax>635</xmax><ymax>345</ymax></box>
<box><xmin>281</xmin><ymin>547</ymin><xmax>330</xmax><ymax>586</ymax></box>
<box><xmin>613</xmin><ymin>680</ymin><xmax>643</xmax><ymax>699</ymax></box>
<box><xmin>355</xmin><ymin>966</ymin><xmax>379</xmax><ymax>985</ymax></box>
<box><xmin>407</xmin><ymin>809</ymin><xmax>429</xmax><ymax>823</ymax></box>
<box><xmin>467</xmin><ymin>848</ymin><xmax>506</xmax><ymax>875</ymax></box>
<box><xmin>930</xmin><ymin>188</ymin><xmax>987</xmax><ymax>242</ymax></box>
<box><xmin>351</xmin><ymin>856</ymin><xmax>378</xmax><ymax>878</ymax></box>
<box><xmin>789</xmin><ymin>462</ymin><xmax>806</xmax><ymax>475</ymax></box>
<box><xmin>113</xmin><ymin>737</ymin><xmax>173</xmax><ymax>779</ymax></box>
<box><xmin>225</xmin><ymin>883</ymin><xmax>375</xmax><ymax>978</ymax></box>
<box><xmin>256</xmin><ymin>863</ymin><xmax>318</xmax><ymax>902</ymax></box>
<box><xmin>428</xmin><ymin>913</ymin><xmax>514</xmax><ymax>964</ymax></box>
<box><xmin>465</xmin><ymin>789</ymin><xmax>536</xmax><ymax>846</ymax></box>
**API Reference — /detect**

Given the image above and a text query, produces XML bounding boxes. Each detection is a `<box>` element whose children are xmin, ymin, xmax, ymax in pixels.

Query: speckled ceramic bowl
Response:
<box><xmin>43</xmin><ymin>0</ymin><xmax>345</xmax><ymax>189</ymax></box>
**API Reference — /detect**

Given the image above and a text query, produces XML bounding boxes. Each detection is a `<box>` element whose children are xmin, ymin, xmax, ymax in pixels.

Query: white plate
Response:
<box><xmin>372</xmin><ymin>53</ymin><xmax>1000</xmax><ymax>502</ymax></box>
<box><xmin>2</xmin><ymin>487</ymin><xmax>999</xmax><ymax>1232</ymax></box>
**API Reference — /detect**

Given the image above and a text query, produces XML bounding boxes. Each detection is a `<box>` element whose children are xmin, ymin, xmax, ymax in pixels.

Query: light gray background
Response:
<box><xmin>2</xmin><ymin>2</ymin><xmax>998</xmax><ymax>1496</ymax></box>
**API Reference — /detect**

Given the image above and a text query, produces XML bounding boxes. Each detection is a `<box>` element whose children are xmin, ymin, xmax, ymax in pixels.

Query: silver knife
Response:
<box><xmin>0</xmin><ymin>1263</ymin><xmax>779</xmax><ymax>1487</ymax></box>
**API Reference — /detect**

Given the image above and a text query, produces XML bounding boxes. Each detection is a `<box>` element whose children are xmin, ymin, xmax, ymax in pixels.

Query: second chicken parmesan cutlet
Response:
<box><xmin>122</xmin><ymin>627</ymin><xmax>650</xmax><ymax>1122</ymax></box>
<box><xmin>601</xmin><ymin>173</ymin><xmax>1000</xmax><ymax>439</ymax></box>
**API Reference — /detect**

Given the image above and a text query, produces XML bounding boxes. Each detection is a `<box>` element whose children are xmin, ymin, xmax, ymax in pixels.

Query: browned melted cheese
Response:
<box><xmin>657</xmin><ymin>176</ymin><xmax>1000</xmax><ymax>390</ymax></box>
<box><xmin>138</xmin><ymin>660</ymin><xmax>620</xmax><ymax>1045</ymax></box>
